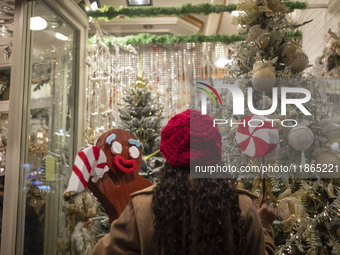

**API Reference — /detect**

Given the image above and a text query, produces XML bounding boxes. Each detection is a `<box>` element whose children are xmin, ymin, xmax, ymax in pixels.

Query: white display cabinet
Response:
<box><xmin>1</xmin><ymin>1</ymin><xmax>88</xmax><ymax>254</ymax></box>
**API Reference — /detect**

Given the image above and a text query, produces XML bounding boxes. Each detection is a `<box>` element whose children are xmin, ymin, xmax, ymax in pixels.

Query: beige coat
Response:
<box><xmin>92</xmin><ymin>185</ymin><xmax>275</xmax><ymax>255</ymax></box>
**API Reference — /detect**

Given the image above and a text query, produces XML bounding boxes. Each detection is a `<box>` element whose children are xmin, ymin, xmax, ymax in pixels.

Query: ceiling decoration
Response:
<box><xmin>85</xmin><ymin>2</ymin><xmax>307</xmax><ymax>20</ymax></box>
<box><xmin>84</xmin><ymin>1</ymin><xmax>307</xmax><ymax>47</ymax></box>
<box><xmin>89</xmin><ymin>33</ymin><xmax>245</xmax><ymax>45</ymax></box>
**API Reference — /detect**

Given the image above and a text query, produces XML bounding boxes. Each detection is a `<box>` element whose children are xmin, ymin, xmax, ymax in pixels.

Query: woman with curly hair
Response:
<box><xmin>93</xmin><ymin>109</ymin><xmax>276</xmax><ymax>255</ymax></box>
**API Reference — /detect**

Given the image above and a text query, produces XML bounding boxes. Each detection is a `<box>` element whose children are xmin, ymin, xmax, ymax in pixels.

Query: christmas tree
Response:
<box><xmin>118</xmin><ymin>75</ymin><xmax>164</xmax><ymax>181</ymax></box>
<box><xmin>221</xmin><ymin>0</ymin><xmax>340</xmax><ymax>254</ymax></box>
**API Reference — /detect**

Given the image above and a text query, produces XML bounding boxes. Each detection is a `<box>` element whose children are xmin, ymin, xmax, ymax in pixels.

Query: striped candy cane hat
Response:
<box><xmin>65</xmin><ymin>146</ymin><xmax>109</xmax><ymax>193</ymax></box>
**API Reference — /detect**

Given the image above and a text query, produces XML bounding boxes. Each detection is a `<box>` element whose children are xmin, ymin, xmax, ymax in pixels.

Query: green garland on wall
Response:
<box><xmin>88</xmin><ymin>33</ymin><xmax>246</xmax><ymax>46</ymax></box>
<box><xmin>85</xmin><ymin>2</ymin><xmax>308</xmax><ymax>20</ymax></box>
<box><xmin>284</xmin><ymin>1</ymin><xmax>308</xmax><ymax>9</ymax></box>
<box><xmin>88</xmin><ymin>31</ymin><xmax>302</xmax><ymax>46</ymax></box>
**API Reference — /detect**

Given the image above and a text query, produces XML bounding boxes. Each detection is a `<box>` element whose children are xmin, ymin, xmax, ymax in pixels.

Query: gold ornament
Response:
<box><xmin>283</xmin><ymin>42</ymin><xmax>298</xmax><ymax>55</ymax></box>
<box><xmin>315</xmin><ymin>149</ymin><xmax>340</xmax><ymax>173</ymax></box>
<box><xmin>285</xmin><ymin>51</ymin><xmax>309</xmax><ymax>73</ymax></box>
<box><xmin>247</xmin><ymin>25</ymin><xmax>265</xmax><ymax>43</ymax></box>
<box><xmin>232</xmin><ymin>0</ymin><xmax>260</xmax><ymax>25</ymax></box>
<box><xmin>322</xmin><ymin>122</ymin><xmax>340</xmax><ymax>143</ymax></box>
<box><xmin>278</xmin><ymin>196</ymin><xmax>306</xmax><ymax>220</ymax></box>
<box><xmin>252</xmin><ymin>57</ymin><xmax>277</xmax><ymax>92</ymax></box>
<box><xmin>278</xmin><ymin>187</ymin><xmax>292</xmax><ymax>200</ymax></box>
<box><xmin>257</xmin><ymin>34</ymin><xmax>270</xmax><ymax>50</ymax></box>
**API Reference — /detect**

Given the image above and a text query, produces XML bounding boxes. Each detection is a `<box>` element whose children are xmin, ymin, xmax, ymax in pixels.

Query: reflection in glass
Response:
<box><xmin>0</xmin><ymin>68</ymin><xmax>10</xmax><ymax>101</ymax></box>
<box><xmin>0</xmin><ymin>113</ymin><xmax>8</xmax><ymax>173</ymax></box>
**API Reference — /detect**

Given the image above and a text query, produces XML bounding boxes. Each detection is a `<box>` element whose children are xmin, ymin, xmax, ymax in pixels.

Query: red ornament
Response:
<box><xmin>236</xmin><ymin>115</ymin><xmax>279</xmax><ymax>158</ymax></box>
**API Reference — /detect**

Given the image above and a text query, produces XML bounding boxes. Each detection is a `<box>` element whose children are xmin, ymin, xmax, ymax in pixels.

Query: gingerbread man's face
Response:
<box><xmin>83</xmin><ymin>129</ymin><xmax>151</xmax><ymax>222</ymax></box>
<box><xmin>96</xmin><ymin>129</ymin><xmax>142</xmax><ymax>177</ymax></box>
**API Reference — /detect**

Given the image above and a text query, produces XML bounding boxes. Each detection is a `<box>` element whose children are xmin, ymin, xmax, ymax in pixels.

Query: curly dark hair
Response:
<box><xmin>152</xmin><ymin>162</ymin><xmax>246</xmax><ymax>255</ymax></box>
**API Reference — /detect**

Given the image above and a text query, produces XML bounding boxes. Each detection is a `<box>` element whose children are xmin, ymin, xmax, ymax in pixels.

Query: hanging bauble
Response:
<box><xmin>288</xmin><ymin>125</ymin><xmax>314</xmax><ymax>151</ymax></box>
<box><xmin>285</xmin><ymin>51</ymin><xmax>309</xmax><ymax>73</ymax></box>
<box><xmin>237</xmin><ymin>25</ymin><xmax>247</xmax><ymax>34</ymax></box>
<box><xmin>257</xmin><ymin>34</ymin><xmax>270</xmax><ymax>50</ymax></box>
<box><xmin>288</xmin><ymin>126</ymin><xmax>314</xmax><ymax>167</ymax></box>
<box><xmin>316</xmin><ymin>150</ymin><xmax>340</xmax><ymax>168</ymax></box>
<box><xmin>252</xmin><ymin>60</ymin><xmax>276</xmax><ymax>92</ymax></box>
<box><xmin>277</xmin><ymin>196</ymin><xmax>306</xmax><ymax>220</ymax></box>
<box><xmin>235</xmin><ymin>0</ymin><xmax>261</xmax><ymax>25</ymax></box>
<box><xmin>316</xmin><ymin>150</ymin><xmax>340</xmax><ymax>178</ymax></box>
<box><xmin>322</xmin><ymin>122</ymin><xmax>340</xmax><ymax>143</ymax></box>
<box><xmin>236</xmin><ymin>115</ymin><xmax>279</xmax><ymax>158</ymax></box>
<box><xmin>255</xmin><ymin>0</ymin><xmax>264</xmax><ymax>5</ymax></box>
<box><xmin>282</xmin><ymin>42</ymin><xmax>298</xmax><ymax>55</ymax></box>
<box><xmin>277</xmin><ymin>187</ymin><xmax>292</xmax><ymax>200</ymax></box>
<box><xmin>247</xmin><ymin>25</ymin><xmax>265</xmax><ymax>43</ymax></box>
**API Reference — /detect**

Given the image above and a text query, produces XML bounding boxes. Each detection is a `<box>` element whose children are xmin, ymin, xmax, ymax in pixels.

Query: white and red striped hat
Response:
<box><xmin>65</xmin><ymin>146</ymin><xmax>109</xmax><ymax>193</ymax></box>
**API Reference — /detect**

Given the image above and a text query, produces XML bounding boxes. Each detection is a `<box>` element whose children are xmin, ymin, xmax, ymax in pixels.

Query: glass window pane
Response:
<box><xmin>0</xmin><ymin>68</ymin><xmax>10</xmax><ymax>101</ymax></box>
<box><xmin>19</xmin><ymin>2</ymin><xmax>76</xmax><ymax>254</ymax></box>
<box><xmin>0</xmin><ymin>113</ymin><xmax>8</xmax><ymax>174</ymax></box>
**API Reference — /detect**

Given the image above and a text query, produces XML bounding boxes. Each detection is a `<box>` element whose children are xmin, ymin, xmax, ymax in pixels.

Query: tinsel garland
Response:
<box><xmin>89</xmin><ymin>33</ymin><xmax>245</xmax><ymax>46</ymax></box>
<box><xmin>85</xmin><ymin>2</ymin><xmax>307</xmax><ymax>20</ymax></box>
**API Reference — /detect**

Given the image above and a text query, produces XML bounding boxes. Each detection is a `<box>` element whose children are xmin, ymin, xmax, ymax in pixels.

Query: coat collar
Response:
<box><xmin>130</xmin><ymin>184</ymin><xmax>155</xmax><ymax>197</ymax></box>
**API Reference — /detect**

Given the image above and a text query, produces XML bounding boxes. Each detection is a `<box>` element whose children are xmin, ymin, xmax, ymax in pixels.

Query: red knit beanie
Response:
<box><xmin>160</xmin><ymin>109</ymin><xmax>222</xmax><ymax>166</ymax></box>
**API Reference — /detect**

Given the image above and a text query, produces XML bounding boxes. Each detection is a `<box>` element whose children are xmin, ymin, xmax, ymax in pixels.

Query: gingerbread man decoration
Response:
<box><xmin>65</xmin><ymin>129</ymin><xmax>152</xmax><ymax>222</ymax></box>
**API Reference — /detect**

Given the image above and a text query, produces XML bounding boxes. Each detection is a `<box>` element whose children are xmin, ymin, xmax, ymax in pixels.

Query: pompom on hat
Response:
<box><xmin>160</xmin><ymin>109</ymin><xmax>222</xmax><ymax>166</ymax></box>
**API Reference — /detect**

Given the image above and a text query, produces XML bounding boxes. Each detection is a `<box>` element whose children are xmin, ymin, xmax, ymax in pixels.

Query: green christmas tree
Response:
<box><xmin>118</xmin><ymin>75</ymin><xmax>164</xmax><ymax>181</ymax></box>
<box><xmin>222</xmin><ymin>0</ymin><xmax>340</xmax><ymax>254</ymax></box>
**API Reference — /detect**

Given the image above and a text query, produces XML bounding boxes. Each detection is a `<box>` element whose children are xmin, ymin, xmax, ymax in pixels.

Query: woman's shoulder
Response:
<box><xmin>236</xmin><ymin>188</ymin><xmax>259</xmax><ymax>220</ymax></box>
<box><xmin>130</xmin><ymin>184</ymin><xmax>155</xmax><ymax>197</ymax></box>
<box><xmin>129</xmin><ymin>184</ymin><xmax>155</xmax><ymax>214</ymax></box>
<box><xmin>128</xmin><ymin>185</ymin><xmax>155</xmax><ymax>228</ymax></box>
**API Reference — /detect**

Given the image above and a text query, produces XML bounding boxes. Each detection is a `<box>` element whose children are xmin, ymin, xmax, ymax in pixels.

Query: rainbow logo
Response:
<box><xmin>196</xmin><ymin>82</ymin><xmax>223</xmax><ymax>106</ymax></box>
